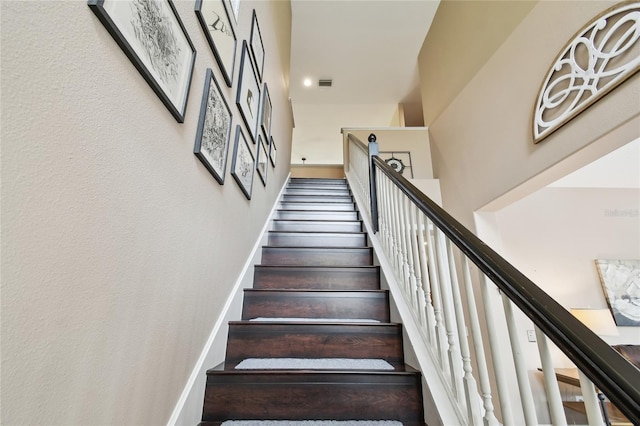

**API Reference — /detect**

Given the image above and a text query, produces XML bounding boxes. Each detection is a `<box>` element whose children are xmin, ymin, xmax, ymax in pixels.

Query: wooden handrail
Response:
<box><xmin>371</xmin><ymin>155</ymin><xmax>640</xmax><ymax>424</ymax></box>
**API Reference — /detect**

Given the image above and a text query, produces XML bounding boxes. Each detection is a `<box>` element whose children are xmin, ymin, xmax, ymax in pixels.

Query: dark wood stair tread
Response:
<box><xmin>274</xmin><ymin>210</ymin><xmax>360</xmax><ymax>221</ymax></box>
<box><xmin>261</xmin><ymin>246</ymin><xmax>373</xmax><ymax>266</ymax></box>
<box><xmin>203</xmin><ymin>366</ymin><xmax>424</xmax><ymax>424</ymax></box>
<box><xmin>241</xmin><ymin>289</ymin><xmax>389</xmax><ymax>322</ymax></box>
<box><xmin>226</xmin><ymin>321</ymin><xmax>404</xmax><ymax>369</ymax></box>
<box><xmin>267</xmin><ymin>231</ymin><xmax>368</xmax><ymax>248</ymax></box>
<box><xmin>279</xmin><ymin>202</ymin><xmax>356</xmax><ymax>211</ymax></box>
<box><xmin>271</xmin><ymin>219</ymin><xmax>362</xmax><ymax>233</ymax></box>
<box><xmin>253</xmin><ymin>265</ymin><xmax>380</xmax><ymax>290</ymax></box>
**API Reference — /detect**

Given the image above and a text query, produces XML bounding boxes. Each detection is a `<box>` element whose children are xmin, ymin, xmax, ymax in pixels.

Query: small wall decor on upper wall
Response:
<box><xmin>230</xmin><ymin>125</ymin><xmax>255</xmax><ymax>200</ymax></box>
<box><xmin>256</xmin><ymin>134</ymin><xmax>268</xmax><ymax>186</ymax></box>
<box><xmin>88</xmin><ymin>0</ymin><xmax>196</xmax><ymax>123</ymax></box>
<box><xmin>533</xmin><ymin>2</ymin><xmax>640</xmax><ymax>143</ymax></box>
<box><xmin>249</xmin><ymin>9</ymin><xmax>265</xmax><ymax>82</ymax></box>
<box><xmin>195</xmin><ymin>0</ymin><xmax>237</xmax><ymax>87</ymax></box>
<box><xmin>236</xmin><ymin>40</ymin><xmax>261</xmax><ymax>144</ymax></box>
<box><xmin>269</xmin><ymin>136</ymin><xmax>277</xmax><ymax>168</ymax></box>
<box><xmin>260</xmin><ymin>82</ymin><xmax>272</xmax><ymax>142</ymax></box>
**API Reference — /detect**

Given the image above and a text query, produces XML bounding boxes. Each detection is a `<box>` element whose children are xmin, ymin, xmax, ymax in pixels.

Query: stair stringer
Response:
<box><xmin>167</xmin><ymin>174</ymin><xmax>291</xmax><ymax>426</ymax></box>
<box><xmin>346</xmin><ymin>170</ymin><xmax>468</xmax><ymax>426</ymax></box>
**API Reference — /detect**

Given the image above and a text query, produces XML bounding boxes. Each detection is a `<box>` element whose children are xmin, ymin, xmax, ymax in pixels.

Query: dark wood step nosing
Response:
<box><xmin>262</xmin><ymin>245</ymin><xmax>372</xmax><ymax>250</ymax></box>
<box><xmin>268</xmin><ymin>230</ymin><xmax>366</xmax><ymax>235</ymax></box>
<box><xmin>243</xmin><ymin>288</ymin><xmax>388</xmax><ymax>295</ymax></box>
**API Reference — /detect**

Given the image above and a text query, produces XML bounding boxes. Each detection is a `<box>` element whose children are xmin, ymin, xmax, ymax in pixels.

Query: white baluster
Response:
<box><xmin>535</xmin><ymin>327</ymin><xmax>567</xmax><ymax>426</ymax></box>
<box><xmin>416</xmin><ymin>212</ymin><xmax>437</xmax><ymax>344</ymax></box>
<box><xmin>377</xmin><ymin>175</ymin><xmax>390</xmax><ymax>256</ymax></box>
<box><xmin>502</xmin><ymin>294</ymin><xmax>538</xmax><ymax>425</ymax></box>
<box><xmin>433</xmin><ymin>229</ymin><xmax>464</xmax><ymax>399</ymax></box>
<box><xmin>577</xmin><ymin>370</ymin><xmax>605</xmax><ymax>426</ymax></box>
<box><xmin>447</xmin><ymin>243</ymin><xmax>483</xmax><ymax>424</ymax></box>
<box><xmin>480</xmin><ymin>274</ymin><xmax>515</xmax><ymax>425</ymax></box>
<box><xmin>425</xmin><ymin>220</ymin><xmax>449</xmax><ymax>371</ymax></box>
<box><xmin>397</xmin><ymin>189</ymin><xmax>411</xmax><ymax>294</ymax></box>
<box><xmin>403</xmin><ymin>195</ymin><xmax>418</xmax><ymax>309</ymax></box>
<box><xmin>461</xmin><ymin>257</ymin><xmax>499</xmax><ymax>426</ymax></box>
<box><xmin>410</xmin><ymin>204</ymin><xmax>428</xmax><ymax>328</ymax></box>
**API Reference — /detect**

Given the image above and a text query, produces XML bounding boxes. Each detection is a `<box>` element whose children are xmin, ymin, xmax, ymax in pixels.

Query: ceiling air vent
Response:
<box><xmin>318</xmin><ymin>79</ymin><xmax>332</xmax><ymax>87</ymax></box>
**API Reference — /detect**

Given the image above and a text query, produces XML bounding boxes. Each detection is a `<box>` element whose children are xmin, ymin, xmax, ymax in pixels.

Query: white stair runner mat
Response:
<box><xmin>249</xmin><ymin>317</ymin><xmax>380</xmax><ymax>323</ymax></box>
<box><xmin>222</xmin><ymin>422</ymin><xmax>403</xmax><ymax>426</ymax></box>
<box><xmin>235</xmin><ymin>358</ymin><xmax>394</xmax><ymax>370</ymax></box>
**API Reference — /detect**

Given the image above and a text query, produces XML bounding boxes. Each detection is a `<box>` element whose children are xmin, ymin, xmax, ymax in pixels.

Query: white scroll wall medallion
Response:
<box><xmin>534</xmin><ymin>2</ymin><xmax>640</xmax><ymax>143</ymax></box>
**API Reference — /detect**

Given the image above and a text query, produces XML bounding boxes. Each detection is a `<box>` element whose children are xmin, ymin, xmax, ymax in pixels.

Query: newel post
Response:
<box><xmin>368</xmin><ymin>133</ymin><xmax>379</xmax><ymax>233</ymax></box>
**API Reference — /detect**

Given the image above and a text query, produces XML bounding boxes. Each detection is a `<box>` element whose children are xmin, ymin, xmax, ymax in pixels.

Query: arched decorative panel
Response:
<box><xmin>533</xmin><ymin>2</ymin><xmax>640</xmax><ymax>143</ymax></box>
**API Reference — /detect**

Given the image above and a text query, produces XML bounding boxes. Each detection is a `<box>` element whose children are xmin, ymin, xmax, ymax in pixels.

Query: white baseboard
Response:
<box><xmin>167</xmin><ymin>174</ymin><xmax>291</xmax><ymax>426</ymax></box>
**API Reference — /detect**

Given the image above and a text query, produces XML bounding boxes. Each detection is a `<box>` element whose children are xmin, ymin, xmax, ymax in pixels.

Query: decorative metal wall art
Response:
<box><xmin>533</xmin><ymin>2</ymin><xmax>640</xmax><ymax>143</ymax></box>
<box><xmin>88</xmin><ymin>0</ymin><xmax>196</xmax><ymax>123</ymax></box>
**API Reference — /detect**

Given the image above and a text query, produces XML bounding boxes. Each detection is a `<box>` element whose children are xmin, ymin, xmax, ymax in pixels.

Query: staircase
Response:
<box><xmin>201</xmin><ymin>178</ymin><xmax>425</xmax><ymax>425</ymax></box>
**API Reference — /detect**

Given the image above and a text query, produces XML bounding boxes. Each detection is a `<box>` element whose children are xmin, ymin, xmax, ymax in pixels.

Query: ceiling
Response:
<box><xmin>288</xmin><ymin>0</ymin><xmax>440</xmax><ymax>164</ymax></box>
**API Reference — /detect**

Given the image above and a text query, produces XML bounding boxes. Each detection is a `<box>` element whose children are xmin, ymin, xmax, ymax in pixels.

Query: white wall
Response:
<box><xmin>291</xmin><ymin>103</ymin><xmax>400</xmax><ymax>165</ymax></box>
<box><xmin>0</xmin><ymin>1</ymin><xmax>292</xmax><ymax>424</ymax></box>
<box><xmin>493</xmin><ymin>187</ymin><xmax>640</xmax><ymax>347</ymax></box>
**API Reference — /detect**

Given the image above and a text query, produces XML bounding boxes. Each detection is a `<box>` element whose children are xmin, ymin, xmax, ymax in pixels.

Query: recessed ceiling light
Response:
<box><xmin>303</xmin><ymin>78</ymin><xmax>312</xmax><ymax>87</ymax></box>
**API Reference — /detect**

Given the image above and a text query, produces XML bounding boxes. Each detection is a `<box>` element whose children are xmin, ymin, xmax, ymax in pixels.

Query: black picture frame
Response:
<box><xmin>236</xmin><ymin>40</ymin><xmax>261</xmax><ymax>144</ymax></box>
<box><xmin>256</xmin><ymin>134</ymin><xmax>268</xmax><ymax>186</ymax></box>
<box><xmin>268</xmin><ymin>135</ymin><xmax>276</xmax><ymax>168</ymax></box>
<box><xmin>88</xmin><ymin>0</ymin><xmax>196</xmax><ymax>123</ymax></box>
<box><xmin>230</xmin><ymin>125</ymin><xmax>255</xmax><ymax>200</ymax></box>
<box><xmin>260</xmin><ymin>82</ymin><xmax>272</xmax><ymax>142</ymax></box>
<box><xmin>195</xmin><ymin>0</ymin><xmax>237</xmax><ymax>87</ymax></box>
<box><xmin>249</xmin><ymin>9</ymin><xmax>265</xmax><ymax>82</ymax></box>
<box><xmin>193</xmin><ymin>68</ymin><xmax>233</xmax><ymax>184</ymax></box>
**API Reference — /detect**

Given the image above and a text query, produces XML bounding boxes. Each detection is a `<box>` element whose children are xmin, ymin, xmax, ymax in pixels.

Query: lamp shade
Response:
<box><xmin>571</xmin><ymin>308</ymin><xmax>619</xmax><ymax>336</ymax></box>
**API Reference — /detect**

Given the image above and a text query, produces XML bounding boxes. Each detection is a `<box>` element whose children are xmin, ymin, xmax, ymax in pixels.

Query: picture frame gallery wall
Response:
<box><xmin>88</xmin><ymin>0</ymin><xmax>286</xmax><ymax>201</ymax></box>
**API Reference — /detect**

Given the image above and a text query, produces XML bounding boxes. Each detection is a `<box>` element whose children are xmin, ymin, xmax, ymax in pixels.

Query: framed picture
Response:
<box><xmin>236</xmin><ymin>40</ymin><xmax>261</xmax><ymax>143</ymax></box>
<box><xmin>260</xmin><ymin>82</ymin><xmax>272</xmax><ymax>141</ymax></box>
<box><xmin>230</xmin><ymin>125</ymin><xmax>255</xmax><ymax>200</ymax></box>
<box><xmin>249</xmin><ymin>9</ymin><xmax>265</xmax><ymax>82</ymax></box>
<box><xmin>88</xmin><ymin>0</ymin><xmax>196</xmax><ymax>123</ymax></box>
<box><xmin>268</xmin><ymin>136</ymin><xmax>276</xmax><ymax>167</ymax></box>
<box><xmin>195</xmin><ymin>0</ymin><xmax>237</xmax><ymax>87</ymax></box>
<box><xmin>256</xmin><ymin>134</ymin><xmax>268</xmax><ymax>186</ymax></box>
<box><xmin>595</xmin><ymin>259</ymin><xmax>640</xmax><ymax>326</ymax></box>
<box><xmin>228</xmin><ymin>0</ymin><xmax>240</xmax><ymax>23</ymax></box>
<box><xmin>193</xmin><ymin>68</ymin><xmax>232</xmax><ymax>184</ymax></box>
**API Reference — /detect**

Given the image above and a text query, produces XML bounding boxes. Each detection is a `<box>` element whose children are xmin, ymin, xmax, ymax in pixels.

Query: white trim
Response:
<box><xmin>167</xmin><ymin>174</ymin><xmax>291</xmax><ymax>426</ymax></box>
<box><xmin>341</xmin><ymin>126</ymin><xmax>428</xmax><ymax>133</ymax></box>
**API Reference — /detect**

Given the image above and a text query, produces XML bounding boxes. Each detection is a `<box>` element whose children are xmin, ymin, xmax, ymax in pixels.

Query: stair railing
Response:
<box><xmin>345</xmin><ymin>132</ymin><xmax>640</xmax><ymax>426</ymax></box>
